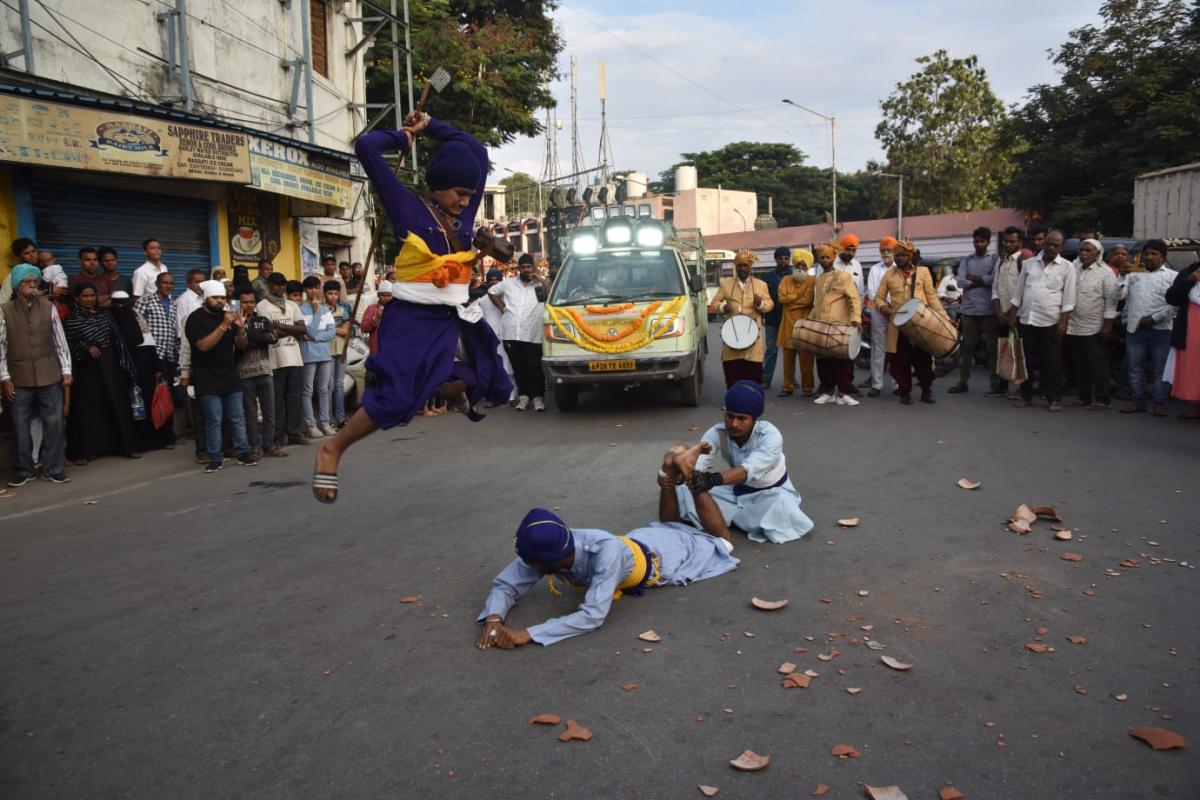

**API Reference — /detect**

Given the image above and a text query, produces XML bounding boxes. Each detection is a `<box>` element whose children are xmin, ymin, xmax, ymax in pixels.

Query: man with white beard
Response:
<box><xmin>862</xmin><ymin>237</ymin><xmax>897</xmax><ymax>397</ymax></box>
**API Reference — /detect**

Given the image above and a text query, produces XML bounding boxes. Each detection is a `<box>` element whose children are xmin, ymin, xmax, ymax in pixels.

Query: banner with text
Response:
<box><xmin>248</xmin><ymin>136</ymin><xmax>353</xmax><ymax>209</ymax></box>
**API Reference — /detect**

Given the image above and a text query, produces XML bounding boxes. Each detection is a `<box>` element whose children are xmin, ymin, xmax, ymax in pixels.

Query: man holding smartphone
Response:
<box><xmin>488</xmin><ymin>254</ymin><xmax>548</xmax><ymax>411</ymax></box>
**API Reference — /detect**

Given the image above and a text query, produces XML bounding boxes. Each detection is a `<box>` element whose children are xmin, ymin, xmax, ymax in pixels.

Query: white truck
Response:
<box><xmin>1134</xmin><ymin>162</ymin><xmax>1200</xmax><ymax>239</ymax></box>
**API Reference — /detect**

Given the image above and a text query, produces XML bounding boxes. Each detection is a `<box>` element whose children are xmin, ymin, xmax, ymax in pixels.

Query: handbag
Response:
<box><xmin>150</xmin><ymin>376</ymin><xmax>175</xmax><ymax>430</ymax></box>
<box><xmin>997</xmin><ymin>330</ymin><xmax>1028</xmax><ymax>385</ymax></box>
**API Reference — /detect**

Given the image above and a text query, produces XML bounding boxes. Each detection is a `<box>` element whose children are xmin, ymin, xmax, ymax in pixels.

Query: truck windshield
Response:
<box><xmin>550</xmin><ymin>250</ymin><xmax>685</xmax><ymax>305</ymax></box>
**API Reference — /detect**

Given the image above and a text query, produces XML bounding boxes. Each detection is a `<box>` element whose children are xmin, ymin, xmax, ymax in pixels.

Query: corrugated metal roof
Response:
<box><xmin>0</xmin><ymin>80</ymin><xmax>354</xmax><ymax>165</ymax></box>
<box><xmin>1135</xmin><ymin>163</ymin><xmax>1200</xmax><ymax>180</ymax></box>
<box><xmin>705</xmin><ymin>208</ymin><xmax>1028</xmax><ymax>251</ymax></box>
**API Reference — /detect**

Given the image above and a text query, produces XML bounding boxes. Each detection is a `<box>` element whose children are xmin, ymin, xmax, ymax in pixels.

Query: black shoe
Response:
<box><xmin>46</xmin><ymin>473</ymin><xmax>71</xmax><ymax>484</ymax></box>
<box><xmin>985</xmin><ymin>389</ymin><xmax>1006</xmax><ymax>398</ymax></box>
<box><xmin>7</xmin><ymin>475</ymin><xmax>33</xmax><ymax>488</ymax></box>
<box><xmin>867</xmin><ymin>388</ymin><xmax>880</xmax><ymax>397</ymax></box>
<box><xmin>289</xmin><ymin>436</ymin><xmax>311</xmax><ymax>446</ymax></box>
<box><xmin>900</xmin><ymin>394</ymin><xmax>913</xmax><ymax>405</ymax></box>
<box><xmin>892</xmin><ymin>389</ymin><xmax>902</xmax><ymax>396</ymax></box>
<box><xmin>847</xmin><ymin>384</ymin><xmax>862</xmax><ymax>397</ymax></box>
<box><xmin>204</xmin><ymin>461</ymin><xmax>224</xmax><ymax>473</ymax></box>
<box><xmin>921</xmin><ymin>391</ymin><xmax>936</xmax><ymax>404</ymax></box>
<box><xmin>237</xmin><ymin>454</ymin><xmax>259</xmax><ymax>467</ymax></box>
<box><xmin>857</xmin><ymin>379</ymin><xmax>873</xmax><ymax>389</ymax></box>
<box><xmin>947</xmin><ymin>384</ymin><xmax>968</xmax><ymax>394</ymax></box>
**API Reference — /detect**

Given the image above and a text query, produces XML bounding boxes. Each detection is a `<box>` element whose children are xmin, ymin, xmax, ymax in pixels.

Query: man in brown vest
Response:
<box><xmin>1</xmin><ymin>264</ymin><xmax>73</xmax><ymax>486</ymax></box>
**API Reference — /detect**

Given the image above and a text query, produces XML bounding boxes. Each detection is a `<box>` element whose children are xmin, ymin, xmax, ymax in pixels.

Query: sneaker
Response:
<box><xmin>7</xmin><ymin>475</ymin><xmax>33</xmax><ymax>488</ymax></box>
<box><xmin>813</xmin><ymin>393</ymin><xmax>835</xmax><ymax>405</ymax></box>
<box><xmin>264</xmin><ymin>447</ymin><xmax>290</xmax><ymax>457</ymax></box>
<box><xmin>532</xmin><ymin>396</ymin><xmax>546</xmax><ymax>412</ymax></box>
<box><xmin>45</xmin><ymin>473</ymin><xmax>70</xmax><ymax>484</ymax></box>
<box><xmin>1012</xmin><ymin>397</ymin><xmax>1029</xmax><ymax>408</ymax></box>
<box><xmin>836</xmin><ymin>394</ymin><xmax>860</xmax><ymax>407</ymax></box>
<box><xmin>319</xmin><ymin>422</ymin><xmax>337</xmax><ymax>436</ymax></box>
<box><xmin>237</xmin><ymin>453</ymin><xmax>259</xmax><ymax>467</ymax></box>
<box><xmin>514</xmin><ymin>395</ymin><xmax>530</xmax><ymax>411</ymax></box>
<box><xmin>867</xmin><ymin>388</ymin><xmax>880</xmax><ymax>397</ymax></box>
<box><xmin>846</xmin><ymin>384</ymin><xmax>862</xmax><ymax>397</ymax></box>
<box><xmin>856</xmin><ymin>379</ymin><xmax>873</xmax><ymax>389</ymax></box>
<box><xmin>250</xmin><ymin>447</ymin><xmax>263</xmax><ymax>460</ymax></box>
<box><xmin>306</xmin><ymin>425</ymin><xmax>325</xmax><ymax>438</ymax></box>
<box><xmin>204</xmin><ymin>461</ymin><xmax>224</xmax><ymax>473</ymax></box>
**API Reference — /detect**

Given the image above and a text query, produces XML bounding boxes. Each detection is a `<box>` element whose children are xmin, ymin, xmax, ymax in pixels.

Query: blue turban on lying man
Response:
<box><xmin>724</xmin><ymin>380</ymin><xmax>765</xmax><ymax>419</ymax></box>
<box><xmin>515</xmin><ymin>508</ymin><xmax>574</xmax><ymax>566</ymax></box>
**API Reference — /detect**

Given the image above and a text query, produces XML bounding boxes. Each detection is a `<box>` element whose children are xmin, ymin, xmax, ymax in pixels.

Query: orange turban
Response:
<box><xmin>893</xmin><ymin>240</ymin><xmax>916</xmax><ymax>256</ymax></box>
<box><xmin>816</xmin><ymin>243</ymin><xmax>838</xmax><ymax>260</ymax></box>
<box><xmin>838</xmin><ymin>234</ymin><xmax>860</xmax><ymax>250</ymax></box>
<box><xmin>879</xmin><ymin>236</ymin><xmax>898</xmax><ymax>250</ymax></box>
<box><xmin>733</xmin><ymin>249</ymin><xmax>758</xmax><ymax>268</ymax></box>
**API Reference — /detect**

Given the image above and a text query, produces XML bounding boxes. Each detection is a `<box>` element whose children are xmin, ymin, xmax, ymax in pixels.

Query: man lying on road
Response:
<box><xmin>475</xmin><ymin>469</ymin><xmax>738</xmax><ymax>649</ymax></box>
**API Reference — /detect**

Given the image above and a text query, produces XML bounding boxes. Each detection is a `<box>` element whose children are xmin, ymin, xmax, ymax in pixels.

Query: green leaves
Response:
<box><xmin>875</xmin><ymin>50</ymin><xmax>1013</xmax><ymax>216</ymax></box>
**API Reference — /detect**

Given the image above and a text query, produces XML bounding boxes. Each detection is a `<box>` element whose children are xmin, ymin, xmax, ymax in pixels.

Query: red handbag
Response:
<box><xmin>150</xmin><ymin>376</ymin><xmax>174</xmax><ymax>429</ymax></box>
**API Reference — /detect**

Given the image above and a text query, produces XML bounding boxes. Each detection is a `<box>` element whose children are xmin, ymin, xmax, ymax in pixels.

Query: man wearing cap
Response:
<box><xmin>360</xmin><ymin>280</ymin><xmax>393</xmax><ymax>356</ymax></box>
<box><xmin>713</xmin><ymin>250</ymin><xmax>774</xmax><ymax>389</ymax></box>
<box><xmin>874</xmin><ymin>240</ymin><xmax>946</xmax><ymax>405</ymax></box>
<box><xmin>761</xmin><ymin>246</ymin><xmax>793</xmax><ymax>390</ymax></box>
<box><xmin>475</xmin><ymin>504</ymin><xmax>738</xmax><ymax>649</ymax></box>
<box><xmin>775</xmin><ymin>248</ymin><xmax>815</xmax><ymax>397</ymax></box>
<box><xmin>489</xmin><ymin>254</ymin><xmax>547</xmax><ymax>411</ymax></box>
<box><xmin>1</xmin><ymin>264</ymin><xmax>73</xmax><ymax>487</ymax></box>
<box><xmin>184</xmin><ymin>280</ymin><xmax>256</xmax><ymax>472</ymax></box>
<box><xmin>674</xmin><ymin>380</ymin><xmax>814</xmax><ymax>544</ymax></box>
<box><xmin>863</xmin><ymin>237</ymin><xmax>897</xmax><ymax>396</ymax></box>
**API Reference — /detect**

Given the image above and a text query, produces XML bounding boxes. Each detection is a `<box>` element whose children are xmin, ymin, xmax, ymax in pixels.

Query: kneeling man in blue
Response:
<box><xmin>674</xmin><ymin>380</ymin><xmax>814</xmax><ymax>544</ymax></box>
<box><xmin>476</xmin><ymin>504</ymin><xmax>738</xmax><ymax>649</ymax></box>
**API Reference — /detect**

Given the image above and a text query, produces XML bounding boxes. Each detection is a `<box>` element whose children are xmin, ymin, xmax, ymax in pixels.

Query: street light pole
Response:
<box><xmin>782</xmin><ymin>99</ymin><xmax>837</xmax><ymax>235</ymax></box>
<box><xmin>732</xmin><ymin>208</ymin><xmax>748</xmax><ymax>232</ymax></box>
<box><xmin>873</xmin><ymin>171</ymin><xmax>906</xmax><ymax>240</ymax></box>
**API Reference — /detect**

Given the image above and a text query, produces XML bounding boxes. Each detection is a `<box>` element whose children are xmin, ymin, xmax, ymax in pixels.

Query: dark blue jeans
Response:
<box><xmin>763</xmin><ymin>324</ymin><xmax>780</xmax><ymax>386</ymax></box>
<box><xmin>1125</xmin><ymin>328</ymin><xmax>1171</xmax><ymax>404</ymax></box>
<box><xmin>11</xmin><ymin>384</ymin><xmax>65</xmax><ymax>480</ymax></box>
<box><xmin>198</xmin><ymin>391</ymin><xmax>249</xmax><ymax>463</ymax></box>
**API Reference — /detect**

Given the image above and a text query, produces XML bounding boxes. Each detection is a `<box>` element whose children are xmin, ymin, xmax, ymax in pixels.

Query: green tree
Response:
<box><xmin>1002</xmin><ymin>0</ymin><xmax>1200</xmax><ymax>234</ymax></box>
<box><xmin>499</xmin><ymin>171</ymin><xmax>541</xmax><ymax>216</ymax></box>
<box><xmin>875</xmin><ymin>50</ymin><xmax>1013</xmax><ymax>215</ymax></box>
<box><xmin>365</xmin><ymin>1</ymin><xmax>562</xmax><ymax>148</ymax></box>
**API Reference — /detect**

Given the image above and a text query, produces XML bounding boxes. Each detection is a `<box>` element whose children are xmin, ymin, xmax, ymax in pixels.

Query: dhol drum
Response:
<box><xmin>894</xmin><ymin>299</ymin><xmax>959</xmax><ymax>358</ymax></box>
<box><xmin>721</xmin><ymin>314</ymin><xmax>760</xmax><ymax>351</ymax></box>
<box><xmin>791</xmin><ymin>318</ymin><xmax>862</xmax><ymax>360</ymax></box>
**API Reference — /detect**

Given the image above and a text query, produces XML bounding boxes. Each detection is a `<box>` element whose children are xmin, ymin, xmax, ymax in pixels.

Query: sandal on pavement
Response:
<box><xmin>312</xmin><ymin>472</ymin><xmax>339</xmax><ymax>504</ymax></box>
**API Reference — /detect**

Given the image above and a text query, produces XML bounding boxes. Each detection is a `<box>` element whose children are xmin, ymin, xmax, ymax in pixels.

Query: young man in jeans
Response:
<box><xmin>299</xmin><ymin>275</ymin><xmax>335</xmax><ymax>437</ymax></box>
<box><xmin>235</xmin><ymin>287</ymin><xmax>286</xmax><ymax>459</ymax></box>
<box><xmin>185</xmin><ymin>280</ymin><xmax>257</xmax><ymax>472</ymax></box>
<box><xmin>1121</xmin><ymin>239</ymin><xmax>1178</xmax><ymax>416</ymax></box>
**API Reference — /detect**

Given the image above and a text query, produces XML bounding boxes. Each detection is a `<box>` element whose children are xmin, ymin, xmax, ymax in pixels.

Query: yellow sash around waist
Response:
<box><xmin>547</xmin><ymin>537</ymin><xmax>662</xmax><ymax>600</ymax></box>
<box><xmin>392</xmin><ymin>232</ymin><xmax>477</xmax><ymax>288</ymax></box>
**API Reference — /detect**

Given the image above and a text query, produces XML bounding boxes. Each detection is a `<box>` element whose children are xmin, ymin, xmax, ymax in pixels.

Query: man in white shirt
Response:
<box><xmin>862</xmin><ymin>237</ymin><xmax>896</xmax><ymax>396</ymax></box>
<box><xmin>1008</xmin><ymin>230</ymin><xmax>1075</xmax><ymax>412</ymax></box>
<box><xmin>834</xmin><ymin>234</ymin><xmax>865</xmax><ymax>396</ymax></box>
<box><xmin>1067</xmin><ymin>238</ymin><xmax>1119</xmax><ymax>408</ymax></box>
<box><xmin>257</xmin><ymin>272</ymin><xmax>311</xmax><ymax>445</ymax></box>
<box><xmin>992</xmin><ymin>226</ymin><xmax>1026</xmax><ymax>399</ymax></box>
<box><xmin>473</xmin><ymin>267</ymin><xmax>516</xmax><ymax>403</ymax></box>
<box><xmin>1120</xmin><ymin>239</ymin><xmax>1178</xmax><ymax>416</ymax></box>
<box><xmin>489</xmin><ymin>254</ymin><xmax>547</xmax><ymax>411</ymax></box>
<box><xmin>175</xmin><ymin>268</ymin><xmax>208</xmax><ymax>461</ymax></box>
<box><xmin>132</xmin><ymin>238</ymin><xmax>169</xmax><ymax>299</ymax></box>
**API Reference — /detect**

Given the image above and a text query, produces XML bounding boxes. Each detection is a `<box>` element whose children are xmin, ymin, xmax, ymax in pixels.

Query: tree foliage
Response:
<box><xmin>1002</xmin><ymin>0</ymin><xmax>1200</xmax><ymax>234</ymax></box>
<box><xmin>499</xmin><ymin>171</ymin><xmax>540</xmax><ymax>216</ymax></box>
<box><xmin>652</xmin><ymin>143</ymin><xmax>893</xmax><ymax>229</ymax></box>
<box><xmin>365</xmin><ymin>1</ymin><xmax>562</xmax><ymax>148</ymax></box>
<box><xmin>875</xmin><ymin>50</ymin><xmax>1013</xmax><ymax>215</ymax></box>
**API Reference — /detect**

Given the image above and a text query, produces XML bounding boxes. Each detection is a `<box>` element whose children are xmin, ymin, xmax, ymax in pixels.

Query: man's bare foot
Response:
<box><xmin>673</xmin><ymin>441</ymin><xmax>712</xmax><ymax>481</ymax></box>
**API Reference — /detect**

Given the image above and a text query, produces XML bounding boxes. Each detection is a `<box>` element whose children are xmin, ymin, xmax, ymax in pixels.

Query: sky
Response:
<box><xmin>490</xmin><ymin>0</ymin><xmax>1104</xmax><ymax>185</ymax></box>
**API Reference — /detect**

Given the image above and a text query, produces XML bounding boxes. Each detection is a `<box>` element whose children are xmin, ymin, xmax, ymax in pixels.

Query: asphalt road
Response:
<box><xmin>1</xmin><ymin>341</ymin><xmax>1197</xmax><ymax>800</ymax></box>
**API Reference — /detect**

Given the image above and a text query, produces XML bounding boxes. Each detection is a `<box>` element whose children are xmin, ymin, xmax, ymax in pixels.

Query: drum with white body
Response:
<box><xmin>720</xmin><ymin>314</ymin><xmax>760</xmax><ymax>351</ymax></box>
<box><xmin>894</xmin><ymin>299</ymin><xmax>959</xmax><ymax>358</ymax></box>
<box><xmin>791</xmin><ymin>318</ymin><xmax>862</xmax><ymax>360</ymax></box>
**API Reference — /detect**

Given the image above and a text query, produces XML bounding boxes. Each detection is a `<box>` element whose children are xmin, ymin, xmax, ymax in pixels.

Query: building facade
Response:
<box><xmin>0</xmin><ymin>0</ymin><xmax>372</xmax><ymax>290</ymax></box>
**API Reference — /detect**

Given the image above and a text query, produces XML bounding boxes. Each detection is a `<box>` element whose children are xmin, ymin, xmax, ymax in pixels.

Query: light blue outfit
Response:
<box><xmin>298</xmin><ymin>301</ymin><xmax>335</xmax><ymax>426</ymax></box>
<box><xmin>477</xmin><ymin>523</ymin><xmax>738</xmax><ymax>646</ymax></box>
<box><xmin>675</xmin><ymin>420</ymin><xmax>813</xmax><ymax>544</ymax></box>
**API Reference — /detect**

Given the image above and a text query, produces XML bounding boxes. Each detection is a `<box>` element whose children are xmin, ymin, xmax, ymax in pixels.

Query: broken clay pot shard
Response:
<box><xmin>782</xmin><ymin>672</ymin><xmax>811</xmax><ymax>689</ymax></box>
<box><xmin>528</xmin><ymin>713</ymin><xmax>560</xmax><ymax>725</ymax></box>
<box><xmin>865</xmin><ymin>786</ymin><xmax>909</xmax><ymax>800</ymax></box>
<box><xmin>698</xmin><ymin>786</ymin><xmax>719</xmax><ymax>798</ymax></box>
<box><xmin>1013</xmin><ymin>504</ymin><xmax>1037</xmax><ymax>524</ymax></box>
<box><xmin>957</xmin><ymin>478</ymin><xmax>981</xmax><ymax>490</ymax></box>
<box><xmin>830</xmin><ymin>743</ymin><xmax>860</xmax><ymax>759</ymax></box>
<box><xmin>1031</xmin><ymin>505</ymin><xmax>1062</xmax><ymax>521</ymax></box>
<box><xmin>751</xmin><ymin>597</ymin><xmax>788</xmax><ymax>611</ymax></box>
<box><xmin>1130</xmin><ymin>726</ymin><xmax>1185</xmax><ymax>751</ymax></box>
<box><xmin>638</xmin><ymin>630</ymin><xmax>661</xmax><ymax>642</ymax></box>
<box><xmin>880</xmin><ymin>655</ymin><xmax>913</xmax><ymax>671</ymax></box>
<box><xmin>837</xmin><ymin>518</ymin><xmax>860</xmax><ymax>527</ymax></box>
<box><xmin>729</xmin><ymin>749</ymin><xmax>770</xmax><ymax>771</ymax></box>
<box><xmin>558</xmin><ymin>719</ymin><xmax>593</xmax><ymax>742</ymax></box>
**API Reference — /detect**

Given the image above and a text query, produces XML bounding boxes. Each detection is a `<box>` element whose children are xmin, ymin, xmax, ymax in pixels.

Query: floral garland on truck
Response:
<box><xmin>546</xmin><ymin>295</ymin><xmax>688</xmax><ymax>354</ymax></box>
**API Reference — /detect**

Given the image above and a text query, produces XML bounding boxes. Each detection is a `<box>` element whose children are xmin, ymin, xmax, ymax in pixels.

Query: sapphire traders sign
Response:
<box><xmin>0</xmin><ymin>94</ymin><xmax>250</xmax><ymax>181</ymax></box>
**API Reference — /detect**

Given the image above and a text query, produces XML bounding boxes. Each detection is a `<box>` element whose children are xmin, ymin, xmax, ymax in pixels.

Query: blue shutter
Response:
<box><xmin>32</xmin><ymin>181</ymin><xmax>212</xmax><ymax>298</ymax></box>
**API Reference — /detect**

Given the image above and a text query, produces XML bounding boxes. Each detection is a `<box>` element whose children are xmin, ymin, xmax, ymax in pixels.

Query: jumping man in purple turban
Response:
<box><xmin>311</xmin><ymin>111</ymin><xmax>512</xmax><ymax>503</ymax></box>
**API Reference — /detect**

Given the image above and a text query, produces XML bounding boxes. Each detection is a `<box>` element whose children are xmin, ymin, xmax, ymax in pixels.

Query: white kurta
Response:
<box><xmin>674</xmin><ymin>420</ymin><xmax>814</xmax><ymax>544</ymax></box>
<box><xmin>477</xmin><ymin>524</ymin><xmax>738</xmax><ymax>646</ymax></box>
<box><xmin>474</xmin><ymin>292</ymin><xmax>515</xmax><ymax>395</ymax></box>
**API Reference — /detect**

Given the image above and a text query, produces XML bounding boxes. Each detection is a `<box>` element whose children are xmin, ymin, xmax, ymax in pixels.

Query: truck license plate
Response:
<box><xmin>588</xmin><ymin>359</ymin><xmax>636</xmax><ymax>372</ymax></box>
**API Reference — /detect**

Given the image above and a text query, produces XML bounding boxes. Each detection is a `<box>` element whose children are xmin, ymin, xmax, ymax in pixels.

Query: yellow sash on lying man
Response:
<box><xmin>547</xmin><ymin>536</ymin><xmax>662</xmax><ymax>600</ymax></box>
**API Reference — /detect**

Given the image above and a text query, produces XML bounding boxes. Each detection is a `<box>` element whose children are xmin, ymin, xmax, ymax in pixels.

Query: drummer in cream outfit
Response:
<box><xmin>809</xmin><ymin>243</ymin><xmax>862</xmax><ymax>406</ymax></box>
<box><xmin>676</xmin><ymin>380</ymin><xmax>814</xmax><ymax>544</ymax></box>
<box><xmin>873</xmin><ymin>240</ymin><xmax>947</xmax><ymax>405</ymax></box>
<box><xmin>712</xmin><ymin>250</ymin><xmax>774</xmax><ymax>388</ymax></box>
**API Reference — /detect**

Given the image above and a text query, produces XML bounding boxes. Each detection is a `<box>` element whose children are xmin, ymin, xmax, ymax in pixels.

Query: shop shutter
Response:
<box><xmin>31</xmin><ymin>181</ymin><xmax>212</xmax><ymax>298</ymax></box>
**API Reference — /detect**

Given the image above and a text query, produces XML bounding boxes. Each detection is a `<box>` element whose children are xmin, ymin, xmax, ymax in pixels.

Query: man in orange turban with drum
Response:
<box><xmin>712</xmin><ymin>250</ymin><xmax>774</xmax><ymax>388</ymax></box>
<box><xmin>808</xmin><ymin>243</ymin><xmax>862</xmax><ymax>405</ymax></box>
<box><xmin>873</xmin><ymin>240</ymin><xmax>947</xmax><ymax>405</ymax></box>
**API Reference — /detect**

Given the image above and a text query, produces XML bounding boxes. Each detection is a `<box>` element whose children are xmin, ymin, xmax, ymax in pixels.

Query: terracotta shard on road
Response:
<box><xmin>957</xmin><ymin>478</ymin><xmax>981</xmax><ymax>489</ymax></box>
<box><xmin>528</xmin><ymin>713</ymin><xmax>560</xmax><ymax>725</ymax></box>
<box><xmin>881</xmin><ymin>655</ymin><xmax>913</xmax><ymax>670</ymax></box>
<box><xmin>1130</xmin><ymin>726</ymin><xmax>1185</xmax><ymax>750</ymax></box>
<box><xmin>558</xmin><ymin>719</ymin><xmax>592</xmax><ymax>742</ymax></box>
<box><xmin>865</xmin><ymin>786</ymin><xmax>909</xmax><ymax>800</ymax></box>
<box><xmin>751</xmin><ymin>597</ymin><xmax>788</xmax><ymax>611</ymax></box>
<box><xmin>783</xmin><ymin>672</ymin><xmax>811</xmax><ymax>689</ymax></box>
<box><xmin>638</xmin><ymin>630</ymin><xmax>661</xmax><ymax>642</ymax></box>
<box><xmin>830</xmin><ymin>743</ymin><xmax>860</xmax><ymax>758</ymax></box>
<box><xmin>729</xmin><ymin>749</ymin><xmax>770</xmax><ymax>771</ymax></box>
<box><xmin>698</xmin><ymin>786</ymin><xmax>719</xmax><ymax>797</ymax></box>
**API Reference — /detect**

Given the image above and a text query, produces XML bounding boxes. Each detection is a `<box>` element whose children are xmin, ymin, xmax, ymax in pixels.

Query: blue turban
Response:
<box><xmin>425</xmin><ymin>140</ymin><xmax>482</xmax><ymax>191</ymax></box>
<box><xmin>514</xmin><ymin>508</ymin><xmax>574</xmax><ymax>566</ymax></box>
<box><xmin>774</xmin><ymin>246</ymin><xmax>791</xmax><ymax>259</ymax></box>
<box><xmin>486</xmin><ymin>268</ymin><xmax>503</xmax><ymax>281</ymax></box>
<box><xmin>724</xmin><ymin>380</ymin><xmax>765</xmax><ymax>419</ymax></box>
<box><xmin>10</xmin><ymin>264</ymin><xmax>41</xmax><ymax>288</ymax></box>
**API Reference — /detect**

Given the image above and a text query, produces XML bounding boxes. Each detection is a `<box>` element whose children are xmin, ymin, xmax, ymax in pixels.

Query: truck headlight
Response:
<box><xmin>572</xmin><ymin>233</ymin><xmax>598</xmax><ymax>255</ymax></box>
<box><xmin>635</xmin><ymin>224</ymin><xmax>664</xmax><ymax>248</ymax></box>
